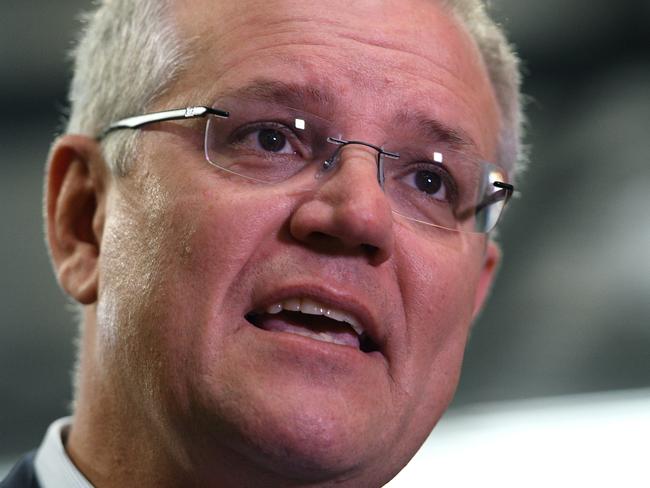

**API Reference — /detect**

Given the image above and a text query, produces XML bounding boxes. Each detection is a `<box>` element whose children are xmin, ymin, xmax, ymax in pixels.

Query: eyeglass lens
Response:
<box><xmin>204</xmin><ymin>96</ymin><xmax>511</xmax><ymax>233</ymax></box>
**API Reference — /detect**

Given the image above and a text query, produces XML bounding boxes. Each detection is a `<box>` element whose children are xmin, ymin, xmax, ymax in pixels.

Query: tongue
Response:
<box><xmin>256</xmin><ymin>311</ymin><xmax>360</xmax><ymax>349</ymax></box>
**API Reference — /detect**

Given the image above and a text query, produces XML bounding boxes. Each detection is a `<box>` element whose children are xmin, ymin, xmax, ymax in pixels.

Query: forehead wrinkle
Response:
<box><xmin>216</xmin><ymin>78</ymin><xmax>337</xmax><ymax>114</ymax></box>
<box><xmin>170</xmin><ymin>1</ymin><xmax>498</xmax><ymax>156</ymax></box>
<box><xmin>392</xmin><ymin>110</ymin><xmax>477</xmax><ymax>151</ymax></box>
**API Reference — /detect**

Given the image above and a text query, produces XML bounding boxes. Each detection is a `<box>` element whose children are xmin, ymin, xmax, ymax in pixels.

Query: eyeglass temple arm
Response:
<box><xmin>455</xmin><ymin>181</ymin><xmax>515</xmax><ymax>222</ymax></box>
<box><xmin>98</xmin><ymin>106</ymin><xmax>229</xmax><ymax>140</ymax></box>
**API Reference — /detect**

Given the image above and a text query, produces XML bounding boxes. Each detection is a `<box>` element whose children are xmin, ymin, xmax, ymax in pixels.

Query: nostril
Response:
<box><xmin>298</xmin><ymin>231</ymin><xmax>347</xmax><ymax>255</ymax></box>
<box><xmin>361</xmin><ymin>243</ymin><xmax>379</xmax><ymax>256</ymax></box>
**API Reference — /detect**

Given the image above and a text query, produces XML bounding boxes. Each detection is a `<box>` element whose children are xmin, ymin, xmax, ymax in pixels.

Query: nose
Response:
<box><xmin>289</xmin><ymin>144</ymin><xmax>394</xmax><ymax>265</ymax></box>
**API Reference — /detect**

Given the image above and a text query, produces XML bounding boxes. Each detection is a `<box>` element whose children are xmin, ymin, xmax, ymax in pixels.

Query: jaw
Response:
<box><xmin>69</xmin><ymin>305</ymin><xmax>422</xmax><ymax>488</ymax></box>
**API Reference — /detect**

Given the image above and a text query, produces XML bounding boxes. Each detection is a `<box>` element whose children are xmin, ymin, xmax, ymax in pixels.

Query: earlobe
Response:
<box><xmin>472</xmin><ymin>240</ymin><xmax>501</xmax><ymax>319</ymax></box>
<box><xmin>45</xmin><ymin>135</ymin><xmax>108</xmax><ymax>305</ymax></box>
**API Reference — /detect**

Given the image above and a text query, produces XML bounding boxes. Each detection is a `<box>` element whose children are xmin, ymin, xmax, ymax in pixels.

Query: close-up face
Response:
<box><xmin>95</xmin><ymin>0</ymin><xmax>502</xmax><ymax>484</ymax></box>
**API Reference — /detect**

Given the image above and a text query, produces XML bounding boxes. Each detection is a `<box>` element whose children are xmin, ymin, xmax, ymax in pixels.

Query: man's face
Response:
<box><xmin>97</xmin><ymin>0</ymin><xmax>500</xmax><ymax>483</ymax></box>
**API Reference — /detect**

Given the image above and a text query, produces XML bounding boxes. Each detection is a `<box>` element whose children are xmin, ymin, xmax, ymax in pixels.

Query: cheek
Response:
<box><xmin>174</xmin><ymin>182</ymin><xmax>292</xmax><ymax>304</ymax></box>
<box><xmin>95</xmin><ymin>190</ymin><xmax>178</xmax><ymax>411</ymax></box>
<box><xmin>404</xmin><ymin>234</ymin><xmax>481</xmax><ymax>332</ymax></box>
<box><xmin>138</xmin><ymin>179</ymin><xmax>293</xmax><ymax>346</ymax></box>
<box><xmin>396</xmin><ymin>230</ymin><xmax>484</xmax><ymax>389</ymax></box>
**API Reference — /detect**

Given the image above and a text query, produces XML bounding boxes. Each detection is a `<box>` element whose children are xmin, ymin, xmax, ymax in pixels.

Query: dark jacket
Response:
<box><xmin>0</xmin><ymin>452</ymin><xmax>40</xmax><ymax>488</ymax></box>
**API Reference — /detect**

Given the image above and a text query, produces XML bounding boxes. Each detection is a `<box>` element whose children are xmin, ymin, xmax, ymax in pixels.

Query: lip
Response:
<box><xmin>247</xmin><ymin>282</ymin><xmax>387</xmax><ymax>356</ymax></box>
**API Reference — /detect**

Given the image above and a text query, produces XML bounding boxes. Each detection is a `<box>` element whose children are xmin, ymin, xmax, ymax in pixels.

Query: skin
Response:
<box><xmin>46</xmin><ymin>0</ymin><xmax>502</xmax><ymax>486</ymax></box>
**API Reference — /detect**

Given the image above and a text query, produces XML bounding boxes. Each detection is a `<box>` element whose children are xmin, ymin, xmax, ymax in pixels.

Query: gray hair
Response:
<box><xmin>66</xmin><ymin>0</ymin><xmax>525</xmax><ymax>178</ymax></box>
<box><xmin>444</xmin><ymin>0</ymin><xmax>526</xmax><ymax>181</ymax></box>
<box><xmin>66</xmin><ymin>0</ymin><xmax>186</xmax><ymax>176</ymax></box>
<box><xmin>65</xmin><ymin>1</ymin><xmax>186</xmax><ymax>408</ymax></box>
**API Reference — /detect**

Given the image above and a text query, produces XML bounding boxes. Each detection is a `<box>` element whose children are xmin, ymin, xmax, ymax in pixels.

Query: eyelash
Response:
<box><xmin>229</xmin><ymin>122</ymin><xmax>309</xmax><ymax>158</ymax></box>
<box><xmin>397</xmin><ymin>161</ymin><xmax>460</xmax><ymax>204</ymax></box>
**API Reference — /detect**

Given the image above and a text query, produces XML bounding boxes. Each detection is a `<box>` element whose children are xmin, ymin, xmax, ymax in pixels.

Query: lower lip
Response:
<box><xmin>245</xmin><ymin>321</ymin><xmax>386</xmax><ymax>368</ymax></box>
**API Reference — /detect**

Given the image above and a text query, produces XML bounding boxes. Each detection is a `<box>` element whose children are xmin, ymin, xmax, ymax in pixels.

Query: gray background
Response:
<box><xmin>1</xmin><ymin>0</ymin><xmax>649</xmax><ymax>461</ymax></box>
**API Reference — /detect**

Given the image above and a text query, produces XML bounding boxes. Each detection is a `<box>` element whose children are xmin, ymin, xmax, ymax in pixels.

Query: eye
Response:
<box><xmin>231</xmin><ymin>123</ymin><xmax>300</xmax><ymax>156</ymax></box>
<box><xmin>256</xmin><ymin>128</ymin><xmax>292</xmax><ymax>154</ymax></box>
<box><xmin>415</xmin><ymin>170</ymin><xmax>445</xmax><ymax>199</ymax></box>
<box><xmin>206</xmin><ymin>113</ymin><xmax>319</xmax><ymax>183</ymax></box>
<box><xmin>402</xmin><ymin>167</ymin><xmax>451</xmax><ymax>202</ymax></box>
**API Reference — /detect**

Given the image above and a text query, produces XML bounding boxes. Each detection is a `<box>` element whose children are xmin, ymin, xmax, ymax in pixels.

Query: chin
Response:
<box><xmin>238</xmin><ymin>417</ymin><xmax>395</xmax><ymax>485</ymax></box>
<box><xmin>186</xmin><ymin>378</ymin><xmax>400</xmax><ymax>485</ymax></box>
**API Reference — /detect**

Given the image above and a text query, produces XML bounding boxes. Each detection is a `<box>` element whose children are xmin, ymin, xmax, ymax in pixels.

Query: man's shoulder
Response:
<box><xmin>0</xmin><ymin>451</ymin><xmax>40</xmax><ymax>488</ymax></box>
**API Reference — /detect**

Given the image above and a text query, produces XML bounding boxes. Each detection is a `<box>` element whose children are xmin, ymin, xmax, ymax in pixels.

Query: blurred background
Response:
<box><xmin>1</xmin><ymin>0</ymin><xmax>649</xmax><ymax>484</ymax></box>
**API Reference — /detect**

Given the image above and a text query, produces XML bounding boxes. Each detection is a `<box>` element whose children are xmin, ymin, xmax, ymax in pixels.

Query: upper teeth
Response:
<box><xmin>265</xmin><ymin>297</ymin><xmax>364</xmax><ymax>336</ymax></box>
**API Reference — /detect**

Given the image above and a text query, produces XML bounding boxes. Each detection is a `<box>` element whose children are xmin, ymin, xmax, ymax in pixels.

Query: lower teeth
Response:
<box><xmin>246</xmin><ymin>311</ymin><xmax>363</xmax><ymax>349</ymax></box>
<box><xmin>290</xmin><ymin>329</ymin><xmax>341</xmax><ymax>345</ymax></box>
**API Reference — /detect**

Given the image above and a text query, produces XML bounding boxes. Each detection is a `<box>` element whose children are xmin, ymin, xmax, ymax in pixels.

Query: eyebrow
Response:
<box><xmin>392</xmin><ymin>109</ymin><xmax>477</xmax><ymax>151</ymax></box>
<box><xmin>217</xmin><ymin>79</ymin><xmax>337</xmax><ymax>114</ymax></box>
<box><xmin>215</xmin><ymin>79</ymin><xmax>477</xmax><ymax>150</ymax></box>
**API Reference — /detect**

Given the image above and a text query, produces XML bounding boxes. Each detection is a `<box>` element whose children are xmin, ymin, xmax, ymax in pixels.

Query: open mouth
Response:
<box><xmin>245</xmin><ymin>297</ymin><xmax>379</xmax><ymax>353</ymax></box>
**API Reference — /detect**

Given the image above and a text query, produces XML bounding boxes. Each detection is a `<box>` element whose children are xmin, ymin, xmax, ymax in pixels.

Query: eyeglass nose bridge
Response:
<box><xmin>321</xmin><ymin>137</ymin><xmax>400</xmax><ymax>190</ymax></box>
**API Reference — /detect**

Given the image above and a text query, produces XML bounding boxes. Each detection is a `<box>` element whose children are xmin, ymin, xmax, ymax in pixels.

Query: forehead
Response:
<box><xmin>170</xmin><ymin>0</ymin><xmax>500</xmax><ymax>156</ymax></box>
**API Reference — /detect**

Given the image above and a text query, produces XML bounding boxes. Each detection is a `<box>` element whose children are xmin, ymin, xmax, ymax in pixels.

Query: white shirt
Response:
<box><xmin>34</xmin><ymin>417</ymin><xmax>93</xmax><ymax>488</ymax></box>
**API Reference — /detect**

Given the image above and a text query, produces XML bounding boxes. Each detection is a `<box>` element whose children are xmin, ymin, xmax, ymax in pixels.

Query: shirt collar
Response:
<box><xmin>34</xmin><ymin>417</ymin><xmax>94</xmax><ymax>488</ymax></box>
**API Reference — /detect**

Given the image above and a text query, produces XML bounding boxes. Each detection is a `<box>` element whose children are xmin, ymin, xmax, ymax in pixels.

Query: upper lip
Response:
<box><xmin>248</xmin><ymin>283</ymin><xmax>385</xmax><ymax>353</ymax></box>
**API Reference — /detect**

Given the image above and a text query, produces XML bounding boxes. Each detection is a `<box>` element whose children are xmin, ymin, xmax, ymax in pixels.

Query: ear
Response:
<box><xmin>472</xmin><ymin>239</ymin><xmax>501</xmax><ymax>319</ymax></box>
<box><xmin>45</xmin><ymin>135</ymin><xmax>109</xmax><ymax>305</ymax></box>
